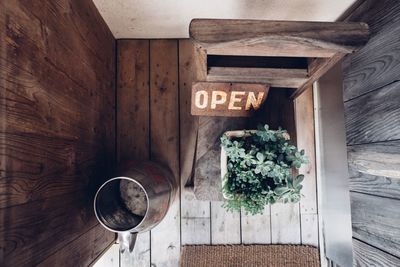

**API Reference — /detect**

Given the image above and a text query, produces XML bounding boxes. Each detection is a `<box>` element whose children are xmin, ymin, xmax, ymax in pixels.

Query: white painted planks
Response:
<box><xmin>211</xmin><ymin>202</ymin><xmax>241</xmax><ymax>244</ymax></box>
<box><xmin>241</xmin><ymin>206</ymin><xmax>271</xmax><ymax>244</ymax></box>
<box><xmin>271</xmin><ymin>203</ymin><xmax>301</xmax><ymax>244</ymax></box>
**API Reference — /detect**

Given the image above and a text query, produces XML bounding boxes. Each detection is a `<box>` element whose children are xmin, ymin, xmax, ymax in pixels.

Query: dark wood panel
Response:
<box><xmin>1</xmin><ymin>0</ymin><xmax>115</xmax><ymax>265</ymax></box>
<box><xmin>344</xmin><ymin>81</ymin><xmax>400</xmax><ymax>145</ymax></box>
<box><xmin>1</xmin><ymin>192</ymin><xmax>99</xmax><ymax>266</ymax></box>
<box><xmin>37</xmin><ymin>225</ymin><xmax>115</xmax><ymax>267</ymax></box>
<box><xmin>207</xmin><ymin>55</ymin><xmax>308</xmax><ymax>69</ymax></box>
<box><xmin>0</xmin><ymin>132</ymin><xmax>109</xmax><ymax>208</ymax></box>
<box><xmin>254</xmin><ymin>89</ymin><xmax>297</xmax><ymax>143</ymax></box>
<box><xmin>117</xmin><ymin>40</ymin><xmax>150</xmax><ymax>162</ymax></box>
<box><xmin>353</xmin><ymin>239</ymin><xmax>400</xmax><ymax>267</ymax></box>
<box><xmin>179</xmin><ymin>40</ymin><xmax>199</xmax><ymax>187</ymax></box>
<box><xmin>342</xmin><ymin>0</ymin><xmax>400</xmax><ymax>101</ymax></box>
<box><xmin>351</xmin><ymin>192</ymin><xmax>400</xmax><ymax>258</ymax></box>
<box><xmin>149</xmin><ymin>40</ymin><xmax>180</xmax><ymax>181</ymax></box>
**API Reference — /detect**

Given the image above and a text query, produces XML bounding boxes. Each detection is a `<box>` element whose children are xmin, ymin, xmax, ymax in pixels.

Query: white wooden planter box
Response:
<box><xmin>220</xmin><ymin>130</ymin><xmax>256</xmax><ymax>200</ymax></box>
<box><xmin>221</xmin><ymin>129</ymin><xmax>290</xmax><ymax>200</ymax></box>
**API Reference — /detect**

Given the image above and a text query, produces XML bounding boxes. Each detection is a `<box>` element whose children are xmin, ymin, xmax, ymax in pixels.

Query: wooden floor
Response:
<box><xmin>116</xmin><ymin>39</ymin><xmax>319</xmax><ymax>267</ymax></box>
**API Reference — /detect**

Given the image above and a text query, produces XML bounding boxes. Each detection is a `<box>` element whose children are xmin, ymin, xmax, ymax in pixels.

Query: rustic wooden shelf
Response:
<box><xmin>190</xmin><ymin>19</ymin><xmax>370</xmax><ymax>98</ymax></box>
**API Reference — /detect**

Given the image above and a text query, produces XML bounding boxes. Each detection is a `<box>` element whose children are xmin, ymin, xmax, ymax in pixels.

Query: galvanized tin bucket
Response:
<box><xmin>94</xmin><ymin>160</ymin><xmax>176</xmax><ymax>253</ymax></box>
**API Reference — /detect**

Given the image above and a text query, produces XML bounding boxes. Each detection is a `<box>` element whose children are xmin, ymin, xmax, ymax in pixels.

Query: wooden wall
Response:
<box><xmin>0</xmin><ymin>1</ymin><xmax>116</xmax><ymax>266</ymax></box>
<box><xmin>342</xmin><ymin>0</ymin><xmax>400</xmax><ymax>266</ymax></box>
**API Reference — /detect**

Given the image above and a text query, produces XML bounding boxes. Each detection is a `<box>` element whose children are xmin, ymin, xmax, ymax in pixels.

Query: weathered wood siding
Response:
<box><xmin>342</xmin><ymin>0</ymin><xmax>400</xmax><ymax>265</ymax></box>
<box><xmin>0</xmin><ymin>1</ymin><xmax>116</xmax><ymax>266</ymax></box>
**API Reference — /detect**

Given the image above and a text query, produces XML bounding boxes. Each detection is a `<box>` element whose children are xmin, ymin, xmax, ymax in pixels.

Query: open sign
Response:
<box><xmin>191</xmin><ymin>82</ymin><xmax>270</xmax><ymax>117</ymax></box>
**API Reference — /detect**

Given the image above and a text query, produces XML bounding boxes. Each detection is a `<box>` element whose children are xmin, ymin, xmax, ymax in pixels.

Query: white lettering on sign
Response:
<box><xmin>195</xmin><ymin>90</ymin><xmax>208</xmax><ymax>109</ymax></box>
<box><xmin>228</xmin><ymin>91</ymin><xmax>245</xmax><ymax>110</ymax></box>
<box><xmin>245</xmin><ymin>91</ymin><xmax>265</xmax><ymax>110</ymax></box>
<box><xmin>211</xmin><ymin>91</ymin><xmax>227</xmax><ymax>109</ymax></box>
<box><xmin>191</xmin><ymin>82</ymin><xmax>269</xmax><ymax>117</ymax></box>
<box><xmin>194</xmin><ymin>90</ymin><xmax>266</xmax><ymax>110</ymax></box>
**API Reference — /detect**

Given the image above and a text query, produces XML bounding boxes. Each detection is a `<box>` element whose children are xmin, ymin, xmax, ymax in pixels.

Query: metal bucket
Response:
<box><xmin>94</xmin><ymin>160</ymin><xmax>176</xmax><ymax>253</ymax></box>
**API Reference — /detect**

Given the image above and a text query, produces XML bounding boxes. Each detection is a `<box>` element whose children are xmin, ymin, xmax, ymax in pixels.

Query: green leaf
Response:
<box><xmin>256</xmin><ymin>152</ymin><xmax>265</xmax><ymax>162</ymax></box>
<box><xmin>274</xmin><ymin>186</ymin><xmax>290</xmax><ymax>195</ymax></box>
<box><xmin>293</xmin><ymin>174</ymin><xmax>304</xmax><ymax>187</ymax></box>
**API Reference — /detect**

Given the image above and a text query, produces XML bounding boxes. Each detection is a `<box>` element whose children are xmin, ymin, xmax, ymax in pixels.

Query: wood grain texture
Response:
<box><xmin>294</xmin><ymin>88</ymin><xmax>318</xmax><ymax>247</ymax></box>
<box><xmin>351</xmin><ymin>192</ymin><xmax>400</xmax><ymax>258</ymax></box>
<box><xmin>353</xmin><ymin>238</ymin><xmax>400</xmax><ymax>267</ymax></box>
<box><xmin>342</xmin><ymin>0</ymin><xmax>400</xmax><ymax>101</ymax></box>
<box><xmin>117</xmin><ymin>40</ymin><xmax>151</xmax><ymax>267</ymax></box>
<box><xmin>295</xmin><ymin>88</ymin><xmax>317</xmax><ymax>214</ymax></box>
<box><xmin>1</xmin><ymin>0</ymin><xmax>115</xmax><ymax>265</ymax></box>
<box><xmin>344</xmin><ymin>81</ymin><xmax>400</xmax><ymax>145</ymax></box>
<box><xmin>117</xmin><ymin>40</ymin><xmax>150</xmax><ymax>162</ymax></box>
<box><xmin>241</xmin><ymin>206</ymin><xmax>271</xmax><ymax>244</ymax></box>
<box><xmin>149</xmin><ymin>40</ymin><xmax>181</xmax><ymax>267</ymax></box>
<box><xmin>1</xmin><ymin>192</ymin><xmax>102</xmax><ymax>266</ymax></box>
<box><xmin>348</xmin><ymin>141</ymin><xmax>400</xmax><ymax>179</ymax></box>
<box><xmin>211</xmin><ymin>202</ymin><xmax>241</xmax><ymax>244</ymax></box>
<box><xmin>179</xmin><ymin>40</ymin><xmax>211</xmax><ymax>245</ymax></box>
<box><xmin>342</xmin><ymin>1</ymin><xmax>400</xmax><ymax>264</ymax></box>
<box><xmin>349</xmin><ymin>170</ymin><xmax>400</xmax><ymax>200</ymax></box>
<box><xmin>179</xmin><ymin>39</ymin><xmax>200</xmax><ymax>187</ymax></box>
<box><xmin>207</xmin><ymin>67</ymin><xmax>308</xmax><ymax>88</ymax></box>
<box><xmin>181</xmin><ymin>192</ymin><xmax>211</xmax><ymax>245</ymax></box>
<box><xmin>40</xmin><ymin>226</ymin><xmax>115</xmax><ymax>267</ymax></box>
<box><xmin>190</xmin><ymin>19</ymin><xmax>369</xmax><ymax>58</ymax></box>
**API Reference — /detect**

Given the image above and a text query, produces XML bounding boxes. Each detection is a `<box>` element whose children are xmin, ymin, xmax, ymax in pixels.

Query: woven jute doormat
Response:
<box><xmin>181</xmin><ymin>245</ymin><xmax>320</xmax><ymax>267</ymax></box>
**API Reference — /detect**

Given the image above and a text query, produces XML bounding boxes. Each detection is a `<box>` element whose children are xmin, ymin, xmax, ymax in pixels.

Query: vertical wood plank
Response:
<box><xmin>300</xmin><ymin>214</ymin><xmax>319</xmax><ymax>246</ymax></box>
<box><xmin>117</xmin><ymin>40</ymin><xmax>151</xmax><ymax>267</ymax></box>
<box><xmin>149</xmin><ymin>40</ymin><xmax>181</xmax><ymax>267</ymax></box>
<box><xmin>295</xmin><ymin>88</ymin><xmax>317</xmax><ymax>214</ymax></box>
<box><xmin>294</xmin><ymin>87</ymin><xmax>319</xmax><ymax>247</ymax></box>
<box><xmin>241</xmin><ymin>206</ymin><xmax>271</xmax><ymax>244</ymax></box>
<box><xmin>271</xmin><ymin>203</ymin><xmax>301</xmax><ymax>244</ymax></box>
<box><xmin>117</xmin><ymin>40</ymin><xmax>150</xmax><ymax>161</ymax></box>
<box><xmin>179</xmin><ymin>39</ymin><xmax>211</xmax><ymax>245</ymax></box>
<box><xmin>211</xmin><ymin>202</ymin><xmax>241</xmax><ymax>244</ymax></box>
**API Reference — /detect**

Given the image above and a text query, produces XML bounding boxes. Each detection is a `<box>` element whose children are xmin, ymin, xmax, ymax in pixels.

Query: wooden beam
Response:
<box><xmin>207</xmin><ymin>67</ymin><xmax>308</xmax><ymax>88</ymax></box>
<box><xmin>190</xmin><ymin>19</ymin><xmax>369</xmax><ymax>58</ymax></box>
<box><xmin>290</xmin><ymin>53</ymin><xmax>344</xmax><ymax>99</ymax></box>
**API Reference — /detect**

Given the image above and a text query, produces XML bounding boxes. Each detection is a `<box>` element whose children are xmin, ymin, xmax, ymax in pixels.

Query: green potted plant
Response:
<box><xmin>220</xmin><ymin>124</ymin><xmax>308</xmax><ymax>215</ymax></box>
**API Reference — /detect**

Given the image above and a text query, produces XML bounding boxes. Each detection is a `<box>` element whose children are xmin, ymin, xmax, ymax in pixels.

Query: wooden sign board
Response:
<box><xmin>191</xmin><ymin>82</ymin><xmax>269</xmax><ymax>117</ymax></box>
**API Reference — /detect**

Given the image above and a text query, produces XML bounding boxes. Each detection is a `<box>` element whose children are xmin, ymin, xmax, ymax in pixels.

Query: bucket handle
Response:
<box><xmin>118</xmin><ymin>232</ymin><xmax>138</xmax><ymax>253</ymax></box>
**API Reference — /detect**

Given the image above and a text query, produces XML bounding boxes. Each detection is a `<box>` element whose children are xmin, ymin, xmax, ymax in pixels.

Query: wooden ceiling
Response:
<box><xmin>189</xmin><ymin>19</ymin><xmax>369</xmax><ymax>98</ymax></box>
